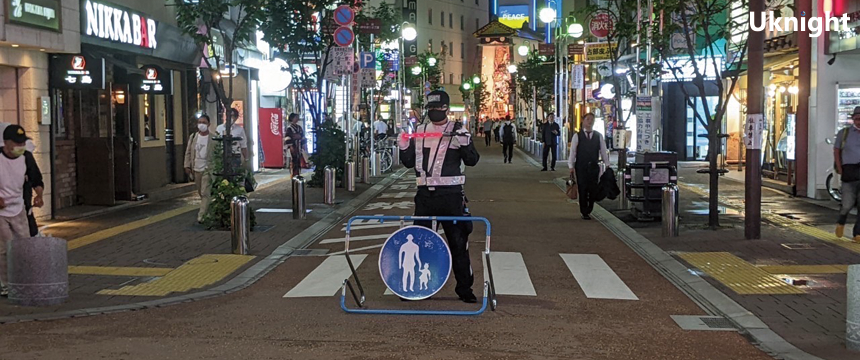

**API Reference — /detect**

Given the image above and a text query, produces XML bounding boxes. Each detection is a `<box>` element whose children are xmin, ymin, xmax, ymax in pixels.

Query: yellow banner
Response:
<box><xmin>583</xmin><ymin>42</ymin><xmax>618</xmax><ymax>62</ymax></box>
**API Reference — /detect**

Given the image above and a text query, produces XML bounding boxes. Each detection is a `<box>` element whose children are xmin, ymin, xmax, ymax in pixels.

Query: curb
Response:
<box><xmin>515</xmin><ymin>146</ymin><xmax>820</xmax><ymax>360</ymax></box>
<box><xmin>0</xmin><ymin>169</ymin><xmax>407</xmax><ymax>325</ymax></box>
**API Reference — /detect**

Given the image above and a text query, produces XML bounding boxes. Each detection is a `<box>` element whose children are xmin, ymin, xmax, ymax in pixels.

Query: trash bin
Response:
<box><xmin>7</xmin><ymin>237</ymin><xmax>68</xmax><ymax>306</ymax></box>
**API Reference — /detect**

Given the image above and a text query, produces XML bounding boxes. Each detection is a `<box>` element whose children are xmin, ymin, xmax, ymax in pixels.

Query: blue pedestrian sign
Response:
<box><xmin>379</xmin><ymin>226</ymin><xmax>451</xmax><ymax>300</ymax></box>
<box><xmin>360</xmin><ymin>52</ymin><xmax>376</xmax><ymax>69</ymax></box>
<box><xmin>333</xmin><ymin>26</ymin><xmax>355</xmax><ymax>47</ymax></box>
<box><xmin>334</xmin><ymin>5</ymin><xmax>355</xmax><ymax>26</ymax></box>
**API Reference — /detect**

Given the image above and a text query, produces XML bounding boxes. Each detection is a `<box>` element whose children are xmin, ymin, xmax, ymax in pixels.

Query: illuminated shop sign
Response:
<box><xmin>49</xmin><ymin>54</ymin><xmax>105</xmax><ymax>89</ymax></box>
<box><xmin>83</xmin><ymin>0</ymin><xmax>158</xmax><ymax>49</ymax></box>
<box><xmin>6</xmin><ymin>0</ymin><xmax>61</xmax><ymax>31</ymax></box>
<box><xmin>130</xmin><ymin>64</ymin><xmax>173</xmax><ymax>94</ymax></box>
<box><xmin>499</xmin><ymin>5</ymin><xmax>529</xmax><ymax>29</ymax></box>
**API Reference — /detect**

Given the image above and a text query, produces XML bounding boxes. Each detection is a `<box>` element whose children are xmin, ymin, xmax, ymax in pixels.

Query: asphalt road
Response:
<box><xmin>0</xmin><ymin>141</ymin><xmax>770</xmax><ymax>360</ymax></box>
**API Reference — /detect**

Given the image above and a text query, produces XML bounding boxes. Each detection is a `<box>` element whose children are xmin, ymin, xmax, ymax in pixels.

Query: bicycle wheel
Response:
<box><xmin>381</xmin><ymin>150</ymin><xmax>393</xmax><ymax>172</ymax></box>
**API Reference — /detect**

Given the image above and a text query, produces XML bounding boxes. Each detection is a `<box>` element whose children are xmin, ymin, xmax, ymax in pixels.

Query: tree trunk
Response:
<box><xmin>708</xmin><ymin>127</ymin><xmax>720</xmax><ymax>229</ymax></box>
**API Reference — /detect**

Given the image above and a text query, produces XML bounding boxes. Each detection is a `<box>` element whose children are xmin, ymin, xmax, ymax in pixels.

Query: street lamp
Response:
<box><xmin>568</xmin><ymin>23</ymin><xmax>583</xmax><ymax>38</ymax></box>
<box><xmin>411</xmin><ymin>65</ymin><xmax>422</xmax><ymax>75</ymax></box>
<box><xmin>463</xmin><ymin>82</ymin><xmax>472</xmax><ymax>90</ymax></box>
<box><xmin>427</xmin><ymin>57</ymin><xmax>437</xmax><ymax>67</ymax></box>
<box><xmin>517</xmin><ymin>44</ymin><xmax>529</xmax><ymax>56</ymax></box>
<box><xmin>507</xmin><ymin>64</ymin><xmax>518</xmax><ymax>73</ymax></box>
<box><xmin>472</xmin><ymin>75</ymin><xmax>480</xmax><ymax>84</ymax></box>
<box><xmin>539</xmin><ymin>8</ymin><xmax>557</xmax><ymax>24</ymax></box>
<box><xmin>401</xmin><ymin>23</ymin><xmax>417</xmax><ymax>41</ymax></box>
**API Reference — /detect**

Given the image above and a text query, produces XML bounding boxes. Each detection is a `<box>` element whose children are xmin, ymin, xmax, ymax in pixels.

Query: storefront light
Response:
<box><xmin>788</xmin><ymin>85</ymin><xmax>799</xmax><ymax>94</ymax></box>
<box><xmin>768</xmin><ymin>84</ymin><xmax>777</xmax><ymax>91</ymax></box>
<box><xmin>778</xmin><ymin>86</ymin><xmax>786</xmax><ymax>93</ymax></box>
<box><xmin>518</xmin><ymin>45</ymin><xmax>529</xmax><ymax>56</ymax></box>
<box><xmin>507</xmin><ymin>64</ymin><xmax>518</xmax><ymax>73</ymax></box>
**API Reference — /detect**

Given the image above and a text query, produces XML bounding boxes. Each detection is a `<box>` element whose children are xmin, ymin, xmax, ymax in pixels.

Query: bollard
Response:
<box><xmin>7</xmin><ymin>237</ymin><xmax>68</xmax><ymax>306</ymax></box>
<box><xmin>849</xmin><ymin>265</ymin><xmax>860</xmax><ymax>351</ymax></box>
<box><xmin>391</xmin><ymin>145</ymin><xmax>400</xmax><ymax>168</ymax></box>
<box><xmin>324</xmin><ymin>166</ymin><xmax>336</xmax><ymax>205</ymax></box>
<box><xmin>345</xmin><ymin>161</ymin><xmax>356</xmax><ymax>192</ymax></box>
<box><xmin>662</xmin><ymin>184</ymin><xmax>679</xmax><ymax>237</ymax></box>
<box><xmin>292</xmin><ymin>176</ymin><xmax>307</xmax><ymax>220</ymax></box>
<box><xmin>618</xmin><ymin>168</ymin><xmax>629</xmax><ymax>210</ymax></box>
<box><xmin>373</xmin><ymin>153</ymin><xmax>382</xmax><ymax>176</ymax></box>
<box><xmin>361</xmin><ymin>156</ymin><xmax>371</xmax><ymax>184</ymax></box>
<box><xmin>231</xmin><ymin>196</ymin><xmax>250</xmax><ymax>254</ymax></box>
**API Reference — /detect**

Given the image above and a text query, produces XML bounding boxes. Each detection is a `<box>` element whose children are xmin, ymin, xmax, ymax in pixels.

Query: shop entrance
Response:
<box><xmin>75</xmin><ymin>88</ymin><xmax>116</xmax><ymax>205</ymax></box>
<box><xmin>112</xmin><ymin>84</ymin><xmax>134</xmax><ymax>200</ymax></box>
<box><xmin>685</xmin><ymin>96</ymin><xmax>718</xmax><ymax>160</ymax></box>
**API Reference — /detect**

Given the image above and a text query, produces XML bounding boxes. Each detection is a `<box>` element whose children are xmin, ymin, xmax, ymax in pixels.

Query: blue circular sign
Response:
<box><xmin>334</xmin><ymin>26</ymin><xmax>355</xmax><ymax>47</ymax></box>
<box><xmin>379</xmin><ymin>226</ymin><xmax>451</xmax><ymax>300</ymax></box>
<box><xmin>334</xmin><ymin>5</ymin><xmax>355</xmax><ymax>26</ymax></box>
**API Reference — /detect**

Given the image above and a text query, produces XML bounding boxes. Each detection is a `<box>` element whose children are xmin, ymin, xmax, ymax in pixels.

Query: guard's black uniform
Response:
<box><xmin>400</xmin><ymin>120</ymin><xmax>480</xmax><ymax>300</ymax></box>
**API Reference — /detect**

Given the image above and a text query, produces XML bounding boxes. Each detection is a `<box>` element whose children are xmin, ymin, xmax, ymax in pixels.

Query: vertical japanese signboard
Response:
<box><xmin>636</xmin><ymin>97</ymin><xmax>654</xmax><ymax>152</ymax></box>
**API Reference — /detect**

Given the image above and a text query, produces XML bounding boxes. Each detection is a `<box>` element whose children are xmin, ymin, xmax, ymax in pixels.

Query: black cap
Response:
<box><xmin>853</xmin><ymin>106</ymin><xmax>860</xmax><ymax>117</ymax></box>
<box><xmin>3</xmin><ymin>125</ymin><xmax>29</xmax><ymax>143</ymax></box>
<box><xmin>425</xmin><ymin>90</ymin><xmax>450</xmax><ymax>108</ymax></box>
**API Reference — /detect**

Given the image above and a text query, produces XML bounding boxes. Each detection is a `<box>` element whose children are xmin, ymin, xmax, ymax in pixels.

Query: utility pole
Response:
<box><xmin>745</xmin><ymin>0</ymin><xmax>764</xmax><ymax>239</ymax></box>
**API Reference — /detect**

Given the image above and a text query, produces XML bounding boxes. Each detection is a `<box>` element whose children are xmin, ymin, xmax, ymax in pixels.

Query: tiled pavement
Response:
<box><xmin>0</xmin><ymin>168</ymin><xmax>380</xmax><ymax>320</ymax></box>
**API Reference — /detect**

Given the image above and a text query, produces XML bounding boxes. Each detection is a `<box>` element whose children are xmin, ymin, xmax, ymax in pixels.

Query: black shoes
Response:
<box><xmin>541</xmin><ymin>168</ymin><xmax>547</xmax><ymax>171</ymax></box>
<box><xmin>581</xmin><ymin>214</ymin><xmax>592</xmax><ymax>220</ymax></box>
<box><xmin>551</xmin><ymin>168</ymin><xmax>556</xmax><ymax>171</ymax></box>
<box><xmin>459</xmin><ymin>292</ymin><xmax>478</xmax><ymax>303</ymax></box>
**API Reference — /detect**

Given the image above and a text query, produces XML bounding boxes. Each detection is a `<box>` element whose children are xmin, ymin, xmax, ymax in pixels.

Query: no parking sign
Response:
<box><xmin>378</xmin><ymin>226</ymin><xmax>451</xmax><ymax>300</ymax></box>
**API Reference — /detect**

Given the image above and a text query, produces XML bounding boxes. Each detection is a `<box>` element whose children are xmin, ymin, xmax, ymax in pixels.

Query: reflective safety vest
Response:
<box><xmin>414</xmin><ymin>122</ymin><xmax>466</xmax><ymax>188</ymax></box>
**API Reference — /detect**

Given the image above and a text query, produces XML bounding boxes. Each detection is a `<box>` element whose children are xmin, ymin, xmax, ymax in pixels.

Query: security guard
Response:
<box><xmin>399</xmin><ymin>90</ymin><xmax>480</xmax><ymax>303</ymax></box>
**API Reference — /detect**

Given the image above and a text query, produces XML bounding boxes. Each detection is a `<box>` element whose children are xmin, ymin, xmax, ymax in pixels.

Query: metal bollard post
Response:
<box><xmin>849</xmin><ymin>265</ymin><xmax>860</xmax><ymax>351</ymax></box>
<box><xmin>345</xmin><ymin>161</ymin><xmax>356</xmax><ymax>192</ymax></box>
<box><xmin>361</xmin><ymin>156</ymin><xmax>371</xmax><ymax>184</ymax></box>
<box><xmin>292</xmin><ymin>176</ymin><xmax>306</xmax><ymax>220</ymax></box>
<box><xmin>391</xmin><ymin>145</ymin><xmax>400</xmax><ymax>168</ymax></box>
<box><xmin>662</xmin><ymin>184</ymin><xmax>679</xmax><ymax>237</ymax></box>
<box><xmin>618</xmin><ymin>168</ymin><xmax>629</xmax><ymax>210</ymax></box>
<box><xmin>373</xmin><ymin>154</ymin><xmax>382</xmax><ymax>176</ymax></box>
<box><xmin>231</xmin><ymin>196</ymin><xmax>250</xmax><ymax>254</ymax></box>
<box><xmin>324</xmin><ymin>166</ymin><xmax>335</xmax><ymax>205</ymax></box>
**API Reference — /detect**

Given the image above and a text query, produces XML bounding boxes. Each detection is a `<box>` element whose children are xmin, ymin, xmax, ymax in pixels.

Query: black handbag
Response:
<box><xmin>843</xmin><ymin>163</ymin><xmax>860</xmax><ymax>182</ymax></box>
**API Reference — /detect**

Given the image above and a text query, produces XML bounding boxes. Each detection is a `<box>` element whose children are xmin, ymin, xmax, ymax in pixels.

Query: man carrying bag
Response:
<box><xmin>834</xmin><ymin>106</ymin><xmax>860</xmax><ymax>243</ymax></box>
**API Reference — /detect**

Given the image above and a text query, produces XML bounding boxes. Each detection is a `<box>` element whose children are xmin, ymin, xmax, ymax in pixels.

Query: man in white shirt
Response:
<box><xmin>568</xmin><ymin>113</ymin><xmax>611</xmax><ymax>220</ymax></box>
<box><xmin>0</xmin><ymin>125</ymin><xmax>37</xmax><ymax>296</ymax></box>
<box><xmin>184</xmin><ymin>115</ymin><xmax>214</xmax><ymax>223</ymax></box>
<box><xmin>216</xmin><ymin>108</ymin><xmax>249</xmax><ymax>170</ymax></box>
<box><xmin>373</xmin><ymin>119</ymin><xmax>389</xmax><ymax>141</ymax></box>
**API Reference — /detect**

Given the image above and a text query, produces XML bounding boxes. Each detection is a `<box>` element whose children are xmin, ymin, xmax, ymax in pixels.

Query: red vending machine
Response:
<box><xmin>259</xmin><ymin>108</ymin><xmax>285</xmax><ymax>168</ymax></box>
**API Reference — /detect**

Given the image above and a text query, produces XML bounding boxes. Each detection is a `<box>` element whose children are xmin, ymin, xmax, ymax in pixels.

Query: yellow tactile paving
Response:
<box><xmin>758</xmin><ymin>265</ymin><xmax>849</xmax><ymax>275</ymax></box>
<box><xmin>678</xmin><ymin>252</ymin><xmax>805</xmax><ymax>295</ymax></box>
<box><xmin>66</xmin><ymin>205</ymin><xmax>198</xmax><ymax>251</ymax></box>
<box><xmin>97</xmin><ymin>254</ymin><xmax>254</xmax><ymax>296</ymax></box>
<box><xmin>69</xmin><ymin>266</ymin><xmax>173</xmax><ymax>277</ymax></box>
<box><xmin>678</xmin><ymin>183</ymin><xmax>860</xmax><ymax>254</ymax></box>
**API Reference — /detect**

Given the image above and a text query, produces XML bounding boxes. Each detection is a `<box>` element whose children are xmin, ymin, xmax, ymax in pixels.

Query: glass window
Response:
<box><xmin>449</xmin><ymin>13</ymin><xmax>453</xmax><ymax>28</ymax></box>
<box><xmin>441</xmin><ymin>11</ymin><xmax>444</xmax><ymax>27</ymax></box>
<box><xmin>461</xmin><ymin>43</ymin><xmax>465</xmax><ymax>59</ymax></box>
<box><xmin>441</xmin><ymin>73</ymin><xmax>445</xmax><ymax>84</ymax></box>
<box><xmin>476</xmin><ymin>18</ymin><xmax>479</xmax><ymax>32</ymax></box>
<box><xmin>449</xmin><ymin>74</ymin><xmax>454</xmax><ymax>84</ymax></box>
<box><xmin>429</xmin><ymin>39</ymin><xmax>433</xmax><ymax>51</ymax></box>
<box><xmin>428</xmin><ymin>9</ymin><xmax>432</xmax><ymax>25</ymax></box>
<box><xmin>461</xmin><ymin>15</ymin><xmax>464</xmax><ymax>30</ymax></box>
<box><xmin>450</xmin><ymin>42</ymin><xmax>454</xmax><ymax>57</ymax></box>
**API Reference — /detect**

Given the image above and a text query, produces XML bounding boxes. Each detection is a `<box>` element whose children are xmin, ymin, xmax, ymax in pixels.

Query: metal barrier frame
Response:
<box><xmin>624</xmin><ymin>162</ymin><xmax>678</xmax><ymax>219</ymax></box>
<box><xmin>340</xmin><ymin>215</ymin><xmax>497</xmax><ymax>316</ymax></box>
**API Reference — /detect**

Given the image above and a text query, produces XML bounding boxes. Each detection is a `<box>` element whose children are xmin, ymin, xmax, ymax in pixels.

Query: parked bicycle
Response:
<box><xmin>359</xmin><ymin>135</ymin><xmax>393</xmax><ymax>173</ymax></box>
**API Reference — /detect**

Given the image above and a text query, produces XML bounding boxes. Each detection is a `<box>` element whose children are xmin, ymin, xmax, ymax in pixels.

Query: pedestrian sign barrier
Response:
<box><xmin>340</xmin><ymin>215</ymin><xmax>497</xmax><ymax>315</ymax></box>
<box><xmin>379</xmin><ymin>226</ymin><xmax>452</xmax><ymax>300</ymax></box>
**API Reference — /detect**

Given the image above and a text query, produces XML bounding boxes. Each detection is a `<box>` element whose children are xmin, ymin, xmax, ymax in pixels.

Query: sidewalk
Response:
<box><xmin>0</xmin><ymin>167</ymin><xmax>394</xmax><ymax>322</ymax></box>
<box><xmin>607</xmin><ymin>164</ymin><xmax>860</xmax><ymax>360</ymax></box>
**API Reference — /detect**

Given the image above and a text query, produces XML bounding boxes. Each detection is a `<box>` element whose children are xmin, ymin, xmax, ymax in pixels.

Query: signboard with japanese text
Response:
<box><xmin>330</xmin><ymin>46</ymin><xmax>355</xmax><ymax>76</ymax></box>
<box><xmin>49</xmin><ymin>54</ymin><xmax>105</xmax><ymax>89</ymax></box>
<box><xmin>6</xmin><ymin>0</ymin><xmax>61</xmax><ymax>31</ymax></box>
<box><xmin>572</xmin><ymin>65</ymin><xmax>584</xmax><ymax>89</ymax></box>
<box><xmin>568</xmin><ymin>43</ymin><xmax>584</xmax><ymax>57</ymax></box>
<box><xmin>360</xmin><ymin>68</ymin><xmax>376</xmax><ymax>87</ymax></box>
<box><xmin>538</xmin><ymin>44</ymin><xmax>554</xmax><ymax>56</ymax></box>
<box><xmin>583</xmin><ymin>42</ymin><xmax>617</xmax><ymax>62</ymax></box>
<box><xmin>636</xmin><ymin>97</ymin><xmax>654</xmax><ymax>151</ymax></box>
<box><xmin>130</xmin><ymin>64</ymin><xmax>173</xmax><ymax>94</ymax></box>
<box><xmin>357</xmin><ymin>19</ymin><xmax>381</xmax><ymax>34</ymax></box>
<box><xmin>744</xmin><ymin>114</ymin><xmax>764</xmax><ymax>149</ymax></box>
<box><xmin>589</xmin><ymin>12</ymin><xmax>613</xmax><ymax>38</ymax></box>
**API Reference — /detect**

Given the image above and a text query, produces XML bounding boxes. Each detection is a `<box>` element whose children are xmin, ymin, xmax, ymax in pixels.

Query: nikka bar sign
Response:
<box><xmin>82</xmin><ymin>0</ymin><xmax>158</xmax><ymax>49</ymax></box>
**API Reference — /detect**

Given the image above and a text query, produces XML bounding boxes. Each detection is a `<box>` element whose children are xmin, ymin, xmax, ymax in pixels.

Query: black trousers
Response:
<box><xmin>484</xmin><ymin>131</ymin><xmax>492</xmax><ymax>146</ymax></box>
<box><xmin>502</xmin><ymin>141</ymin><xmax>514</xmax><ymax>161</ymax></box>
<box><xmin>413</xmin><ymin>191</ymin><xmax>474</xmax><ymax>297</ymax></box>
<box><xmin>542</xmin><ymin>143</ymin><xmax>557</xmax><ymax>170</ymax></box>
<box><xmin>575</xmin><ymin>163</ymin><xmax>600</xmax><ymax>216</ymax></box>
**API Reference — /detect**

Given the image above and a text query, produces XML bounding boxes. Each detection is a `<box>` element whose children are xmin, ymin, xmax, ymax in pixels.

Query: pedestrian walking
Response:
<box><xmin>834</xmin><ymin>106</ymin><xmax>860</xmax><ymax>242</ymax></box>
<box><xmin>0</xmin><ymin>123</ymin><xmax>40</xmax><ymax>236</ymax></box>
<box><xmin>0</xmin><ymin>125</ymin><xmax>42</xmax><ymax>297</ymax></box>
<box><xmin>540</xmin><ymin>114</ymin><xmax>561</xmax><ymax>171</ymax></box>
<box><xmin>494</xmin><ymin>120</ymin><xmax>501</xmax><ymax>143</ymax></box>
<box><xmin>483</xmin><ymin>118</ymin><xmax>494</xmax><ymax>147</ymax></box>
<box><xmin>399</xmin><ymin>90</ymin><xmax>480</xmax><ymax>303</ymax></box>
<box><xmin>499</xmin><ymin>116</ymin><xmax>516</xmax><ymax>164</ymax></box>
<box><xmin>184</xmin><ymin>115</ymin><xmax>215</xmax><ymax>224</ymax></box>
<box><xmin>216</xmin><ymin>108</ymin><xmax>249</xmax><ymax>171</ymax></box>
<box><xmin>285</xmin><ymin>113</ymin><xmax>305</xmax><ymax>178</ymax></box>
<box><xmin>568</xmin><ymin>113</ymin><xmax>610</xmax><ymax>220</ymax></box>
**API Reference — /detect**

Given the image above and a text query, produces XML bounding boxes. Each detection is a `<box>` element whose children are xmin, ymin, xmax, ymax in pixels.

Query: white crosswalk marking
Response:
<box><xmin>379</xmin><ymin>192</ymin><xmax>413</xmax><ymax>199</ymax></box>
<box><xmin>283</xmin><ymin>255</ymin><xmax>366</xmax><ymax>298</ymax></box>
<box><xmin>321</xmin><ymin>233</ymin><xmax>391</xmax><ymax>244</ymax></box>
<box><xmin>559</xmin><ymin>254</ymin><xmax>638</xmax><ymax>301</ymax></box>
<box><xmin>490</xmin><ymin>252</ymin><xmax>536</xmax><ymax>296</ymax></box>
<box><xmin>327</xmin><ymin>244</ymin><xmax>384</xmax><ymax>256</ymax></box>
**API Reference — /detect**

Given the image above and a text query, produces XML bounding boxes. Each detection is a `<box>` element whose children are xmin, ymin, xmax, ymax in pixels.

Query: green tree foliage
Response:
<box><xmin>203</xmin><ymin>140</ymin><xmax>256</xmax><ymax>229</ymax></box>
<box><xmin>308</xmin><ymin>120</ymin><xmax>346</xmax><ymax>187</ymax></box>
<box><xmin>517</xmin><ymin>54</ymin><xmax>554</xmax><ymax>120</ymax></box>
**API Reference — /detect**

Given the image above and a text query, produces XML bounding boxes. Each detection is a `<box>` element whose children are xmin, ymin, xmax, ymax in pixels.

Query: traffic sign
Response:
<box><xmin>378</xmin><ymin>226</ymin><xmax>452</xmax><ymax>300</ymax></box>
<box><xmin>330</xmin><ymin>47</ymin><xmax>355</xmax><ymax>76</ymax></box>
<box><xmin>567</xmin><ymin>44</ymin><xmax>584</xmax><ymax>56</ymax></box>
<box><xmin>357</xmin><ymin>19</ymin><xmax>381</xmax><ymax>34</ymax></box>
<box><xmin>334</xmin><ymin>5</ymin><xmax>355</xmax><ymax>26</ymax></box>
<box><xmin>334</xmin><ymin>26</ymin><xmax>355</xmax><ymax>47</ymax></box>
<box><xmin>590</xmin><ymin>12</ymin><xmax>613</xmax><ymax>38</ymax></box>
<box><xmin>360</xmin><ymin>52</ymin><xmax>376</xmax><ymax>69</ymax></box>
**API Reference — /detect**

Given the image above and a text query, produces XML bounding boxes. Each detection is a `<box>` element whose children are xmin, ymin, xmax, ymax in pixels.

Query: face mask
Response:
<box><xmin>428</xmin><ymin>110</ymin><xmax>447</xmax><ymax>122</ymax></box>
<box><xmin>10</xmin><ymin>146</ymin><xmax>26</xmax><ymax>157</ymax></box>
<box><xmin>198</xmin><ymin>124</ymin><xmax>209</xmax><ymax>132</ymax></box>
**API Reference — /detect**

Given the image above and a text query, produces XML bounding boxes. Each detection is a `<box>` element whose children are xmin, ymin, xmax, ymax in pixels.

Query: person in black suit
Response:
<box><xmin>540</xmin><ymin>114</ymin><xmax>561</xmax><ymax>171</ymax></box>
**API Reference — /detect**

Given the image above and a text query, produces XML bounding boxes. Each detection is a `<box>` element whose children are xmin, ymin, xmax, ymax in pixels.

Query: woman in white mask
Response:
<box><xmin>184</xmin><ymin>115</ymin><xmax>215</xmax><ymax>224</ymax></box>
